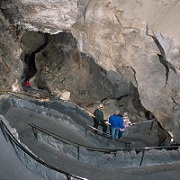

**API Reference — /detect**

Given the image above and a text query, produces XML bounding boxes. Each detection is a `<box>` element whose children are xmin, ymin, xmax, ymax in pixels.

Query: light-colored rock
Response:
<box><xmin>0</xmin><ymin>0</ymin><xmax>180</xmax><ymax>142</ymax></box>
<box><xmin>71</xmin><ymin>0</ymin><xmax>180</xmax><ymax>142</ymax></box>
<box><xmin>1</xmin><ymin>0</ymin><xmax>89</xmax><ymax>34</ymax></box>
<box><xmin>60</xmin><ymin>90</ymin><xmax>71</xmax><ymax>102</ymax></box>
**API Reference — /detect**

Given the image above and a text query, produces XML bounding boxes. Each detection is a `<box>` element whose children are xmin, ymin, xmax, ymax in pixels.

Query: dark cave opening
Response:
<box><xmin>20</xmin><ymin>31</ymin><xmax>77</xmax><ymax>93</ymax></box>
<box><xmin>21</xmin><ymin>32</ymin><xmax>49</xmax><ymax>90</ymax></box>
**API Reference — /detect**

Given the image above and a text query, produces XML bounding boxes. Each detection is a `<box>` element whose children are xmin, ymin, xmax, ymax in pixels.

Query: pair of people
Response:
<box><xmin>93</xmin><ymin>104</ymin><xmax>125</xmax><ymax>139</ymax></box>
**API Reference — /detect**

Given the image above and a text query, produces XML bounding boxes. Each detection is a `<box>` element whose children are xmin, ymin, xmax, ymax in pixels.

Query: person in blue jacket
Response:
<box><xmin>109</xmin><ymin>110</ymin><xmax>125</xmax><ymax>140</ymax></box>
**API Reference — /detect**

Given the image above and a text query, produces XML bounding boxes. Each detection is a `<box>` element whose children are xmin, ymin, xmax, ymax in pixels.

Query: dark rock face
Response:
<box><xmin>20</xmin><ymin>31</ymin><xmax>129</xmax><ymax>105</ymax></box>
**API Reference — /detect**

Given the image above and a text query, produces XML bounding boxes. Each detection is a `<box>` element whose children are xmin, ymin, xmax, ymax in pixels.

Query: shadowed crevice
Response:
<box><xmin>146</xmin><ymin>25</ymin><xmax>176</xmax><ymax>85</ymax></box>
<box><xmin>23</xmin><ymin>33</ymin><xmax>48</xmax><ymax>86</ymax></box>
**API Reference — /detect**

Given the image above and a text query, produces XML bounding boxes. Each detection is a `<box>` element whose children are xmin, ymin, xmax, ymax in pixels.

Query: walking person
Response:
<box><xmin>25</xmin><ymin>81</ymin><xmax>31</xmax><ymax>88</ymax></box>
<box><xmin>93</xmin><ymin>104</ymin><xmax>107</xmax><ymax>134</ymax></box>
<box><xmin>109</xmin><ymin>110</ymin><xmax>125</xmax><ymax>140</ymax></box>
<box><xmin>122</xmin><ymin>112</ymin><xmax>132</xmax><ymax>127</ymax></box>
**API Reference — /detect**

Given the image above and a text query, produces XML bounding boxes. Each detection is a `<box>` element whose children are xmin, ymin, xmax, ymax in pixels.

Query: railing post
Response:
<box><xmin>48</xmin><ymin>102</ymin><xmax>51</xmax><ymax>116</ymax></box>
<box><xmin>139</xmin><ymin>150</ymin><xmax>145</xmax><ymax>166</ymax></box>
<box><xmin>77</xmin><ymin>144</ymin><xmax>80</xmax><ymax>161</ymax></box>
<box><xmin>0</xmin><ymin>118</ymin><xmax>2</xmax><ymax>126</ymax></box>
<box><xmin>9</xmin><ymin>95</ymin><xmax>15</xmax><ymax>107</ymax></box>
<box><xmin>150</xmin><ymin>118</ymin><xmax>156</xmax><ymax>131</ymax></box>
<box><xmin>31</xmin><ymin>126</ymin><xmax>38</xmax><ymax>139</ymax></box>
<box><xmin>125</xmin><ymin>143</ymin><xmax>131</xmax><ymax>150</ymax></box>
<box><xmin>67</xmin><ymin>174</ymin><xmax>72</xmax><ymax>180</ymax></box>
<box><xmin>125</xmin><ymin>143</ymin><xmax>127</xmax><ymax>150</ymax></box>
<box><xmin>107</xmin><ymin>139</ymin><xmax>110</xmax><ymax>146</ymax></box>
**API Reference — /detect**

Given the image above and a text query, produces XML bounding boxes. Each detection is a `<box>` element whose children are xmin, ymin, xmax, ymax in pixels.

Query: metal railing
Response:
<box><xmin>1</xmin><ymin>94</ymin><xmax>180</xmax><ymax>167</ymax></box>
<box><xmin>29</xmin><ymin>123</ymin><xmax>126</xmax><ymax>159</ymax></box>
<box><xmin>29</xmin><ymin>123</ymin><xmax>180</xmax><ymax>167</ymax></box>
<box><xmin>6</xmin><ymin>93</ymin><xmax>134</xmax><ymax>149</ymax></box>
<box><xmin>0</xmin><ymin>90</ymin><xmax>51</xmax><ymax>100</ymax></box>
<box><xmin>0</xmin><ymin>118</ymin><xmax>88</xmax><ymax>180</ymax></box>
<box><xmin>86</xmin><ymin>124</ymin><xmax>133</xmax><ymax>149</ymax></box>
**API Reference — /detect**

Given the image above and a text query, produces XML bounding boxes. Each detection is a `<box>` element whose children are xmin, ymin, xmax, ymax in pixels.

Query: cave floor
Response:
<box><xmin>1</xmin><ymin>106</ymin><xmax>180</xmax><ymax>180</ymax></box>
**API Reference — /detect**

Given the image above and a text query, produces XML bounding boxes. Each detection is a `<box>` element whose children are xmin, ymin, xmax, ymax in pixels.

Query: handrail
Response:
<box><xmin>29</xmin><ymin>123</ymin><xmax>125</xmax><ymax>152</ymax></box>
<box><xmin>0</xmin><ymin>118</ymin><xmax>88</xmax><ymax>180</ymax></box>
<box><xmin>29</xmin><ymin>122</ymin><xmax>180</xmax><ymax>167</ymax></box>
<box><xmin>2</xmin><ymin>94</ymin><xmax>180</xmax><ymax>167</ymax></box>
<box><xmin>7</xmin><ymin>93</ymin><xmax>134</xmax><ymax>149</ymax></box>
<box><xmin>56</xmin><ymin>108</ymin><xmax>134</xmax><ymax>148</ymax></box>
<box><xmin>0</xmin><ymin>90</ymin><xmax>52</xmax><ymax>100</ymax></box>
<box><xmin>45</xmin><ymin>100</ymin><xmax>134</xmax><ymax>148</ymax></box>
<box><xmin>86</xmin><ymin>124</ymin><xmax>133</xmax><ymax>145</ymax></box>
<box><xmin>30</xmin><ymin>123</ymin><xmax>180</xmax><ymax>152</ymax></box>
<box><xmin>130</xmin><ymin>119</ymin><xmax>155</xmax><ymax>126</ymax></box>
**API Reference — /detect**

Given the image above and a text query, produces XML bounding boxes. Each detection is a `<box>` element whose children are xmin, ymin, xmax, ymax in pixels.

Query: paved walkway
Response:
<box><xmin>0</xmin><ymin>129</ymin><xmax>44</xmax><ymax>180</ymax></box>
<box><xmin>1</xmin><ymin>101</ymin><xmax>180</xmax><ymax>180</ymax></box>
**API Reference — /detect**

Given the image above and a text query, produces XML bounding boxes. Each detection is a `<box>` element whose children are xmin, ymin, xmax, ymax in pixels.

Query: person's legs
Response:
<box><xmin>93</xmin><ymin>118</ymin><xmax>99</xmax><ymax>133</ymax></box>
<box><xmin>101</xmin><ymin>122</ymin><xmax>107</xmax><ymax>134</ymax></box>
<box><xmin>111</xmin><ymin>127</ymin><xmax>115</xmax><ymax>140</ymax></box>
<box><xmin>118</xmin><ymin>130</ymin><xmax>123</xmax><ymax>139</ymax></box>
<box><xmin>115</xmin><ymin>128</ymin><xmax>119</xmax><ymax>138</ymax></box>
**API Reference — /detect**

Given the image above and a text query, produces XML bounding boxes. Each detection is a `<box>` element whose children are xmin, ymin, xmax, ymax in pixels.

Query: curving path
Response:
<box><xmin>0</xmin><ymin>129</ymin><xmax>44</xmax><ymax>180</ymax></box>
<box><xmin>1</xmin><ymin>96</ymin><xmax>180</xmax><ymax>180</ymax></box>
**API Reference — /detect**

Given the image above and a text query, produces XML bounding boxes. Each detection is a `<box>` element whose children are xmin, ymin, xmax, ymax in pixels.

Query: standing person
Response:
<box><xmin>118</xmin><ymin>113</ymin><xmax>125</xmax><ymax>139</ymax></box>
<box><xmin>122</xmin><ymin>112</ymin><xmax>132</xmax><ymax>127</ymax></box>
<box><xmin>25</xmin><ymin>81</ymin><xmax>31</xmax><ymax>88</ymax></box>
<box><xmin>93</xmin><ymin>104</ymin><xmax>107</xmax><ymax>134</ymax></box>
<box><xmin>109</xmin><ymin>110</ymin><xmax>125</xmax><ymax>140</ymax></box>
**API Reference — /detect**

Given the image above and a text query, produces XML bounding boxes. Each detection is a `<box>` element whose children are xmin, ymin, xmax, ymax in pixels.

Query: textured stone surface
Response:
<box><xmin>71</xmin><ymin>0</ymin><xmax>180</xmax><ymax>142</ymax></box>
<box><xmin>1</xmin><ymin>0</ymin><xmax>89</xmax><ymax>33</ymax></box>
<box><xmin>0</xmin><ymin>0</ymin><xmax>180</xmax><ymax>142</ymax></box>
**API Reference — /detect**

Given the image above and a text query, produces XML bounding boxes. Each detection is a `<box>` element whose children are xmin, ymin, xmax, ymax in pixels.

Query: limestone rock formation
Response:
<box><xmin>0</xmin><ymin>0</ymin><xmax>180</xmax><ymax>142</ymax></box>
<box><xmin>72</xmin><ymin>0</ymin><xmax>180</xmax><ymax>141</ymax></box>
<box><xmin>1</xmin><ymin>0</ymin><xmax>89</xmax><ymax>33</ymax></box>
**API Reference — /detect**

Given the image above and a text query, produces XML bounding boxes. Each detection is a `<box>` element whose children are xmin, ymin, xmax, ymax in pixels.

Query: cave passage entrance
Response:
<box><xmin>21</xmin><ymin>32</ymin><xmax>48</xmax><ymax>88</ymax></box>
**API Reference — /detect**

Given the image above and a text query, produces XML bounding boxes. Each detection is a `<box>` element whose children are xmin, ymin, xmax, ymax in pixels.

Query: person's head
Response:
<box><xmin>114</xmin><ymin>110</ymin><xmax>120</xmax><ymax>115</ymax></box>
<box><xmin>123</xmin><ymin>112</ymin><xmax>128</xmax><ymax>117</ymax></box>
<box><xmin>98</xmin><ymin>104</ymin><xmax>104</xmax><ymax>110</ymax></box>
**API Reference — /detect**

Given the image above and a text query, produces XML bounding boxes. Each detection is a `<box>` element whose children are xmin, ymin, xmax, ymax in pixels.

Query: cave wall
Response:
<box><xmin>71</xmin><ymin>0</ymin><xmax>180</xmax><ymax>142</ymax></box>
<box><xmin>0</xmin><ymin>11</ymin><xmax>23</xmax><ymax>91</ymax></box>
<box><xmin>20</xmin><ymin>31</ymin><xmax>130</xmax><ymax>105</ymax></box>
<box><xmin>0</xmin><ymin>0</ymin><xmax>180</xmax><ymax>142</ymax></box>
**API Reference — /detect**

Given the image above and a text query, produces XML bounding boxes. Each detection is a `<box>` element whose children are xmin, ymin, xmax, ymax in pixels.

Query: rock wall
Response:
<box><xmin>0</xmin><ymin>11</ymin><xmax>23</xmax><ymax>91</ymax></box>
<box><xmin>71</xmin><ymin>0</ymin><xmax>180</xmax><ymax>142</ymax></box>
<box><xmin>20</xmin><ymin>31</ymin><xmax>129</xmax><ymax>105</ymax></box>
<box><xmin>0</xmin><ymin>0</ymin><xmax>180</xmax><ymax>142</ymax></box>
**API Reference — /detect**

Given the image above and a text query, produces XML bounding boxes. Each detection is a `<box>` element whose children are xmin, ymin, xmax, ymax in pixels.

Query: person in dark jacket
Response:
<box><xmin>93</xmin><ymin>104</ymin><xmax>107</xmax><ymax>134</ymax></box>
<box><xmin>109</xmin><ymin>110</ymin><xmax>125</xmax><ymax>140</ymax></box>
